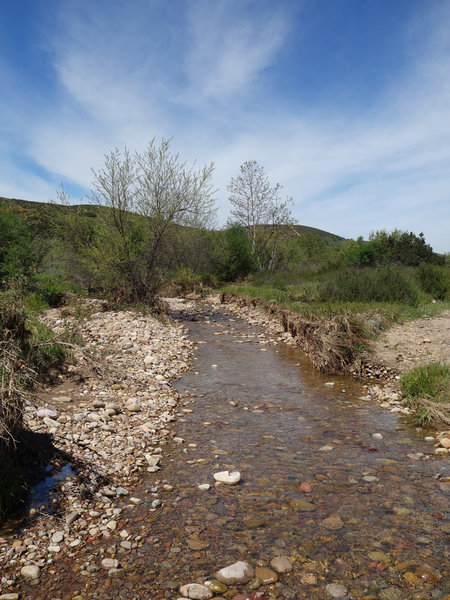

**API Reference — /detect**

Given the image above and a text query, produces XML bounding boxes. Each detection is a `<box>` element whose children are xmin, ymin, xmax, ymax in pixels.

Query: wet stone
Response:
<box><xmin>179</xmin><ymin>583</ymin><xmax>213</xmax><ymax>599</ymax></box>
<box><xmin>215</xmin><ymin>561</ymin><xmax>255</xmax><ymax>584</ymax></box>
<box><xmin>290</xmin><ymin>499</ymin><xmax>316</xmax><ymax>511</ymax></box>
<box><xmin>325</xmin><ymin>583</ymin><xmax>348</xmax><ymax>598</ymax></box>
<box><xmin>270</xmin><ymin>556</ymin><xmax>292</xmax><ymax>573</ymax></box>
<box><xmin>204</xmin><ymin>580</ymin><xmax>228</xmax><ymax>593</ymax></box>
<box><xmin>321</xmin><ymin>516</ymin><xmax>344</xmax><ymax>530</ymax></box>
<box><xmin>379</xmin><ymin>587</ymin><xmax>405</xmax><ymax>600</ymax></box>
<box><xmin>254</xmin><ymin>567</ymin><xmax>278</xmax><ymax>584</ymax></box>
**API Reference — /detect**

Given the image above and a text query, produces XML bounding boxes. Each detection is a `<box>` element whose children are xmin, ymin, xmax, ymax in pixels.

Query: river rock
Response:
<box><xmin>0</xmin><ymin>594</ymin><xmax>20</xmax><ymax>599</ymax></box>
<box><xmin>270</xmin><ymin>556</ymin><xmax>293</xmax><ymax>573</ymax></box>
<box><xmin>51</xmin><ymin>531</ymin><xmax>64</xmax><ymax>543</ymax></box>
<box><xmin>215</xmin><ymin>561</ymin><xmax>255</xmax><ymax>584</ymax></box>
<box><xmin>204</xmin><ymin>580</ymin><xmax>227</xmax><ymax>593</ymax></box>
<box><xmin>379</xmin><ymin>587</ymin><xmax>404</xmax><ymax>600</ymax></box>
<box><xmin>179</xmin><ymin>583</ymin><xmax>213</xmax><ymax>599</ymax></box>
<box><xmin>321</xmin><ymin>516</ymin><xmax>344</xmax><ymax>530</ymax></box>
<box><xmin>213</xmin><ymin>470</ymin><xmax>241</xmax><ymax>485</ymax></box>
<box><xmin>290</xmin><ymin>499</ymin><xmax>316</xmax><ymax>511</ymax></box>
<box><xmin>254</xmin><ymin>566</ymin><xmax>278</xmax><ymax>584</ymax></box>
<box><xmin>21</xmin><ymin>565</ymin><xmax>40</xmax><ymax>579</ymax></box>
<box><xmin>102</xmin><ymin>558</ymin><xmax>119</xmax><ymax>569</ymax></box>
<box><xmin>325</xmin><ymin>583</ymin><xmax>348</xmax><ymax>598</ymax></box>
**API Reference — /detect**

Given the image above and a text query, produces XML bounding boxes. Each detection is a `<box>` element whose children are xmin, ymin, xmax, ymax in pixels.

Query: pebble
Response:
<box><xmin>213</xmin><ymin>470</ymin><xmax>241</xmax><ymax>485</ymax></box>
<box><xmin>325</xmin><ymin>583</ymin><xmax>348</xmax><ymax>598</ymax></box>
<box><xmin>290</xmin><ymin>499</ymin><xmax>316</xmax><ymax>511</ymax></box>
<box><xmin>198</xmin><ymin>484</ymin><xmax>211</xmax><ymax>491</ymax></box>
<box><xmin>270</xmin><ymin>556</ymin><xmax>292</xmax><ymax>573</ymax></box>
<box><xmin>179</xmin><ymin>583</ymin><xmax>213</xmax><ymax>599</ymax></box>
<box><xmin>321</xmin><ymin>515</ymin><xmax>344</xmax><ymax>530</ymax></box>
<box><xmin>254</xmin><ymin>566</ymin><xmax>278</xmax><ymax>584</ymax></box>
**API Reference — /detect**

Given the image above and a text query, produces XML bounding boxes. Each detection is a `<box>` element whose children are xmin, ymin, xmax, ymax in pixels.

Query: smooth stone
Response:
<box><xmin>187</xmin><ymin>538</ymin><xmax>209</xmax><ymax>550</ymax></box>
<box><xmin>254</xmin><ymin>567</ymin><xmax>278</xmax><ymax>584</ymax></box>
<box><xmin>198</xmin><ymin>484</ymin><xmax>211</xmax><ymax>491</ymax></box>
<box><xmin>363</xmin><ymin>476</ymin><xmax>379</xmax><ymax>483</ymax></box>
<box><xmin>379</xmin><ymin>587</ymin><xmax>405</xmax><ymax>600</ymax></box>
<box><xmin>368</xmin><ymin>550</ymin><xmax>389</xmax><ymax>563</ymax></box>
<box><xmin>102</xmin><ymin>558</ymin><xmax>119</xmax><ymax>569</ymax></box>
<box><xmin>319</xmin><ymin>445</ymin><xmax>334</xmax><ymax>451</ymax></box>
<box><xmin>213</xmin><ymin>470</ymin><xmax>241</xmax><ymax>485</ymax></box>
<box><xmin>0</xmin><ymin>594</ymin><xmax>20</xmax><ymax>599</ymax></box>
<box><xmin>299</xmin><ymin>482</ymin><xmax>312</xmax><ymax>493</ymax></box>
<box><xmin>321</xmin><ymin>516</ymin><xmax>344</xmax><ymax>530</ymax></box>
<box><xmin>108</xmin><ymin>568</ymin><xmax>124</xmax><ymax>578</ymax></box>
<box><xmin>325</xmin><ymin>583</ymin><xmax>348</xmax><ymax>598</ymax></box>
<box><xmin>270</xmin><ymin>556</ymin><xmax>293</xmax><ymax>573</ymax></box>
<box><xmin>20</xmin><ymin>565</ymin><xmax>40</xmax><ymax>580</ymax></box>
<box><xmin>130</xmin><ymin>497</ymin><xmax>143</xmax><ymax>504</ymax></box>
<box><xmin>116</xmin><ymin>487</ymin><xmax>129</xmax><ymax>496</ymax></box>
<box><xmin>290</xmin><ymin>499</ymin><xmax>316</xmax><ymax>511</ymax></box>
<box><xmin>179</xmin><ymin>583</ymin><xmax>213</xmax><ymax>600</ymax></box>
<box><xmin>204</xmin><ymin>580</ymin><xmax>228</xmax><ymax>593</ymax></box>
<box><xmin>51</xmin><ymin>531</ymin><xmax>64</xmax><ymax>543</ymax></box>
<box><xmin>215</xmin><ymin>561</ymin><xmax>255</xmax><ymax>584</ymax></box>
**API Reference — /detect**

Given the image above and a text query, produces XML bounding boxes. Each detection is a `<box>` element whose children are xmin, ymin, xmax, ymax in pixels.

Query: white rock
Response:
<box><xmin>130</xmin><ymin>497</ymin><xmax>143</xmax><ymax>504</ymax></box>
<box><xmin>198</xmin><ymin>484</ymin><xmax>211</xmax><ymax>491</ymax></box>
<box><xmin>372</xmin><ymin>433</ymin><xmax>383</xmax><ymax>439</ymax></box>
<box><xmin>213</xmin><ymin>470</ymin><xmax>241</xmax><ymax>485</ymax></box>
<box><xmin>215</xmin><ymin>561</ymin><xmax>254</xmax><ymax>584</ymax></box>
<box><xmin>325</xmin><ymin>583</ymin><xmax>348</xmax><ymax>598</ymax></box>
<box><xmin>179</xmin><ymin>583</ymin><xmax>213</xmax><ymax>600</ymax></box>
<box><xmin>20</xmin><ymin>565</ymin><xmax>40</xmax><ymax>579</ymax></box>
<box><xmin>145</xmin><ymin>454</ymin><xmax>161</xmax><ymax>467</ymax></box>
<box><xmin>51</xmin><ymin>531</ymin><xmax>64</xmax><ymax>544</ymax></box>
<box><xmin>319</xmin><ymin>445</ymin><xmax>334</xmax><ymax>452</ymax></box>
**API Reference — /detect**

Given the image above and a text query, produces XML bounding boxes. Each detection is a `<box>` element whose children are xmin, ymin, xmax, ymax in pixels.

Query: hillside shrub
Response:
<box><xmin>319</xmin><ymin>267</ymin><xmax>422</xmax><ymax>306</ymax></box>
<box><xmin>416</xmin><ymin>263</ymin><xmax>449</xmax><ymax>300</ymax></box>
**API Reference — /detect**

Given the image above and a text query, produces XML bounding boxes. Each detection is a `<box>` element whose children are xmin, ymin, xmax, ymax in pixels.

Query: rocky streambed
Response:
<box><xmin>0</xmin><ymin>299</ymin><xmax>449</xmax><ymax>600</ymax></box>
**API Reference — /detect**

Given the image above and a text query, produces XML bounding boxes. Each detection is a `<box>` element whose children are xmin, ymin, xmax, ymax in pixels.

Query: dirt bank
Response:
<box><xmin>373</xmin><ymin>310</ymin><xmax>450</xmax><ymax>373</ymax></box>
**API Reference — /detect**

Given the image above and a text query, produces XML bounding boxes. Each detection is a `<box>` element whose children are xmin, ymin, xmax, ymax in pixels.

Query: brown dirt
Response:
<box><xmin>373</xmin><ymin>309</ymin><xmax>450</xmax><ymax>373</ymax></box>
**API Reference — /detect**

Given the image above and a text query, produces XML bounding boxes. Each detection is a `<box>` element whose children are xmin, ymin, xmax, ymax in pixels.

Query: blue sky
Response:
<box><xmin>1</xmin><ymin>0</ymin><xmax>449</xmax><ymax>252</ymax></box>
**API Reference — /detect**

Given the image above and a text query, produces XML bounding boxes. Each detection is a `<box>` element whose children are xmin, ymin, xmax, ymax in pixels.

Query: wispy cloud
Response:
<box><xmin>0</xmin><ymin>0</ymin><xmax>449</xmax><ymax>251</ymax></box>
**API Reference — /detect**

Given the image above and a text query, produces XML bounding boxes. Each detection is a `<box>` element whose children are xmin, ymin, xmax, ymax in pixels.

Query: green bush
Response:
<box><xmin>31</xmin><ymin>273</ymin><xmax>78</xmax><ymax>308</ymax></box>
<box><xmin>319</xmin><ymin>267</ymin><xmax>422</xmax><ymax>306</ymax></box>
<box><xmin>0</xmin><ymin>205</ymin><xmax>36</xmax><ymax>281</ymax></box>
<box><xmin>416</xmin><ymin>263</ymin><xmax>449</xmax><ymax>300</ymax></box>
<box><xmin>217</xmin><ymin>225</ymin><xmax>256</xmax><ymax>281</ymax></box>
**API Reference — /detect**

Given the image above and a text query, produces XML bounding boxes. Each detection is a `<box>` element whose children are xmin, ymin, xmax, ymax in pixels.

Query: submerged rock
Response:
<box><xmin>215</xmin><ymin>561</ymin><xmax>255</xmax><ymax>584</ymax></box>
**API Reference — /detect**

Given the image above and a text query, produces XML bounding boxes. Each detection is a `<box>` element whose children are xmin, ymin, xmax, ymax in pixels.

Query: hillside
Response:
<box><xmin>0</xmin><ymin>196</ymin><xmax>346</xmax><ymax>243</ymax></box>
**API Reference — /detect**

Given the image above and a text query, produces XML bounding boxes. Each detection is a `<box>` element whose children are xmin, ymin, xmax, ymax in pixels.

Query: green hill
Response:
<box><xmin>0</xmin><ymin>197</ymin><xmax>346</xmax><ymax>243</ymax></box>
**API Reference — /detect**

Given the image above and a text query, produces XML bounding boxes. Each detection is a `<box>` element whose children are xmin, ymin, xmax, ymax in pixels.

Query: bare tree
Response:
<box><xmin>227</xmin><ymin>160</ymin><xmax>293</xmax><ymax>269</ymax></box>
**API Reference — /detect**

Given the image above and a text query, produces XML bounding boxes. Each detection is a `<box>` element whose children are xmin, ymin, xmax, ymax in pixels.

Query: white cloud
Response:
<box><xmin>1</xmin><ymin>0</ymin><xmax>449</xmax><ymax>252</ymax></box>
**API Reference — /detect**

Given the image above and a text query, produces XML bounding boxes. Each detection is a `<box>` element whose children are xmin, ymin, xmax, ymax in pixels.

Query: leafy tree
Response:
<box><xmin>227</xmin><ymin>160</ymin><xmax>293</xmax><ymax>270</ymax></box>
<box><xmin>88</xmin><ymin>139</ymin><xmax>216</xmax><ymax>302</ymax></box>
<box><xmin>339</xmin><ymin>237</ymin><xmax>374</xmax><ymax>266</ymax></box>
<box><xmin>369</xmin><ymin>230</ymin><xmax>436</xmax><ymax>266</ymax></box>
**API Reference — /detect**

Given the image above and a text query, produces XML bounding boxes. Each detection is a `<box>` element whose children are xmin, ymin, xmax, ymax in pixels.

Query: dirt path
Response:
<box><xmin>373</xmin><ymin>310</ymin><xmax>450</xmax><ymax>373</ymax></box>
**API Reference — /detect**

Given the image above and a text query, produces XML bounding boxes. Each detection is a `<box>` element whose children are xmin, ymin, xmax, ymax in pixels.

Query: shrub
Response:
<box><xmin>416</xmin><ymin>263</ymin><xmax>449</xmax><ymax>300</ymax></box>
<box><xmin>217</xmin><ymin>225</ymin><xmax>256</xmax><ymax>281</ymax></box>
<box><xmin>319</xmin><ymin>267</ymin><xmax>422</xmax><ymax>306</ymax></box>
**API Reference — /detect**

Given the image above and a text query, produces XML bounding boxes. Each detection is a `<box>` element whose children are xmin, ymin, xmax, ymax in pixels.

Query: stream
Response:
<box><xmin>5</xmin><ymin>307</ymin><xmax>449</xmax><ymax>599</ymax></box>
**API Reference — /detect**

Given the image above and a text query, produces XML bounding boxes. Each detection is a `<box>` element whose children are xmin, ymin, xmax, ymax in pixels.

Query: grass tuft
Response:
<box><xmin>400</xmin><ymin>362</ymin><xmax>450</xmax><ymax>426</ymax></box>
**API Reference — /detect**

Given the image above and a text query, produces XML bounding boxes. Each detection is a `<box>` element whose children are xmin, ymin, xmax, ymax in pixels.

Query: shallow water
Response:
<box><xmin>9</xmin><ymin>308</ymin><xmax>450</xmax><ymax>599</ymax></box>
